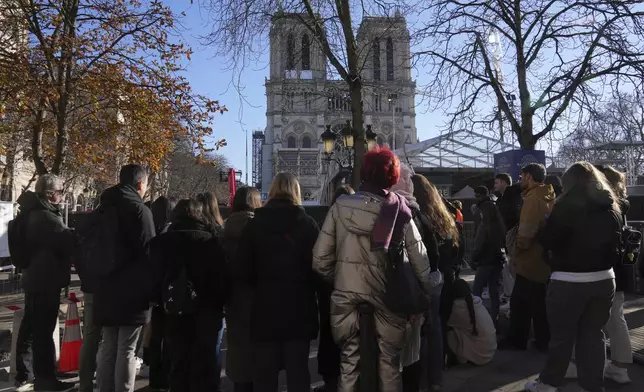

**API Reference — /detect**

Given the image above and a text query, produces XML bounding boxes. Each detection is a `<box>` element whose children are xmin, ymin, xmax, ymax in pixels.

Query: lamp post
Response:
<box><xmin>321</xmin><ymin>121</ymin><xmax>378</xmax><ymax>175</ymax></box>
<box><xmin>0</xmin><ymin>172</ymin><xmax>9</xmax><ymax>201</ymax></box>
<box><xmin>388</xmin><ymin>94</ymin><xmax>397</xmax><ymax>149</ymax></box>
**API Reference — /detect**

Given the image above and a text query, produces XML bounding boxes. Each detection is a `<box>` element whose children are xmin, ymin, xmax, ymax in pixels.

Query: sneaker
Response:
<box><xmin>33</xmin><ymin>380</ymin><xmax>75</xmax><ymax>391</ymax></box>
<box><xmin>524</xmin><ymin>380</ymin><xmax>557</xmax><ymax>392</ymax></box>
<box><xmin>134</xmin><ymin>356</ymin><xmax>144</xmax><ymax>375</ymax></box>
<box><xmin>604</xmin><ymin>362</ymin><xmax>631</xmax><ymax>384</ymax></box>
<box><xmin>565</xmin><ymin>362</ymin><xmax>577</xmax><ymax>379</ymax></box>
<box><xmin>14</xmin><ymin>380</ymin><xmax>31</xmax><ymax>392</ymax></box>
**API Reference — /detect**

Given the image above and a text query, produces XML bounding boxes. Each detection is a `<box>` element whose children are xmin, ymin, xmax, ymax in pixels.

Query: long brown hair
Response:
<box><xmin>197</xmin><ymin>192</ymin><xmax>224</xmax><ymax>226</ymax></box>
<box><xmin>411</xmin><ymin>174</ymin><xmax>460</xmax><ymax>245</ymax></box>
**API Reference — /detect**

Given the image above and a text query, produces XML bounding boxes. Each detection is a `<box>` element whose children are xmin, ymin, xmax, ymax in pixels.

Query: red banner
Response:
<box><xmin>228</xmin><ymin>168</ymin><xmax>237</xmax><ymax>207</ymax></box>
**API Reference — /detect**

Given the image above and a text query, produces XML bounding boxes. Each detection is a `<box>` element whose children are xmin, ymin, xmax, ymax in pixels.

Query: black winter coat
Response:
<box><xmin>471</xmin><ymin>218</ymin><xmax>506</xmax><ymax>269</ymax></box>
<box><xmin>150</xmin><ymin>218</ymin><xmax>228</xmax><ymax>312</ymax></box>
<box><xmin>93</xmin><ymin>184</ymin><xmax>156</xmax><ymax>326</ymax></box>
<box><xmin>411</xmin><ymin>208</ymin><xmax>440</xmax><ymax>272</ymax></box>
<box><xmin>539</xmin><ymin>182</ymin><xmax>623</xmax><ymax>274</ymax></box>
<box><xmin>17</xmin><ymin>192</ymin><xmax>75</xmax><ymax>293</ymax></box>
<box><xmin>496</xmin><ymin>183</ymin><xmax>523</xmax><ymax>233</ymax></box>
<box><xmin>236</xmin><ymin>199</ymin><xmax>320</xmax><ymax>342</ymax></box>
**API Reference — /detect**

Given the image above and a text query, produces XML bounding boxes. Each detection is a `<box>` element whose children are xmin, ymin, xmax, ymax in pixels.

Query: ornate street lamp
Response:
<box><xmin>321</xmin><ymin>125</ymin><xmax>335</xmax><ymax>154</ymax></box>
<box><xmin>341</xmin><ymin>120</ymin><xmax>354</xmax><ymax>148</ymax></box>
<box><xmin>365</xmin><ymin>124</ymin><xmax>378</xmax><ymax>151</ymax></box>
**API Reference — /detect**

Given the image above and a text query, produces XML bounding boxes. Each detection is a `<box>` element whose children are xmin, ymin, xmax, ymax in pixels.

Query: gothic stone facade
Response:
<box><xmin>262</xmin><ymin>14</ymin><xmax>417</xmax><ymax>199</ymax></box>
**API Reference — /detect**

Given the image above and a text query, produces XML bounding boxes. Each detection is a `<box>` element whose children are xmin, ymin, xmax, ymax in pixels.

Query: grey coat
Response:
<box><xmin>313</xmin><ymin>192</ymin><xmax>430</xmax><ymax>392</ymax></box>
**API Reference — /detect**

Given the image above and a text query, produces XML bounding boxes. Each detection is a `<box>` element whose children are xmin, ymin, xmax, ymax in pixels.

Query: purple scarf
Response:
<box><xmin>359</xmin><ymin>184</ymin><xmax>412</xmax><ymax>250</ymax></box>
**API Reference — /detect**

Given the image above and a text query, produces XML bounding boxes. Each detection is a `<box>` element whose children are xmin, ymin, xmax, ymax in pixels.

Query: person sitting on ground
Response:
<box><xmin>446</xmin><ymin>279</ymin><xmax>497</xmax><ymax>366</ymax></box>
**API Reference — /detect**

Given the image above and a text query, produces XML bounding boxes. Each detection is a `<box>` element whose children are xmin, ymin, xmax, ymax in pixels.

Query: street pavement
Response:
<box><xmin>0</xmin><ymin>273</ymin><xmax>642</xmax><ymax>391</ymax></box>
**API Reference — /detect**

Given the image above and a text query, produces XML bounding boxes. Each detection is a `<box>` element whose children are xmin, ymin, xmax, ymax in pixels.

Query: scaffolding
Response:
<box><xmin>252</xmin><ymin>131</ymin><xmax>265</xmax><ymax>189</ymax></box>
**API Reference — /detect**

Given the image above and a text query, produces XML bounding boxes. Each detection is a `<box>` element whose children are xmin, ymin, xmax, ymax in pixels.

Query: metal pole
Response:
<box><xmin>245</xmin><ymin>129</ymin><xmax>249</xmax><ymax>185</ymax></box>
<box><xmin>392</xmin><ymin>98</ymin><xmax>396</xmax><ymax>150</ymax></box>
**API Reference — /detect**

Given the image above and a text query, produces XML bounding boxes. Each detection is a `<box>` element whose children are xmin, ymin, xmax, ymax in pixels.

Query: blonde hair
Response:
<box><xmin>562</xmin><ymin>161</ymin><xmax>619</xmax><ymax>211</ymax></box>
<box><xmin>595</xmin><ymin>164</ymin><xmax>627</xmax><ymax>200</ymax></box>
<box><xmin>269</xmin><ymin>172</ymin><xmax>302</xmax><ymax>205</ymax></box>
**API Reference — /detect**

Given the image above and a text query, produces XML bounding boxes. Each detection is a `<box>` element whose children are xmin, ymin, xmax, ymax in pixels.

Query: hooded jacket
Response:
<box><xmin>513</xmin><ymin>183</ymin><xmax>556</xmax><ymax>283</ymax></box>
<box><xmin>17</xmin><ymin>191</ymin><xmax>75</xmax><ymax>293</ymax></box>
<box><xmin>312</xmin><ymin>191</ymin><xmax>430</xmax><ymax>391</ymax></box>
<box><xmin>539</xmin><ymin>182</ymin><xmax>622</xmax><ymax>275</ymax></box>
<box><xmin>93</xmin><ymin>184</ymin><xmax>156</xmax><ymax>326</ymax></box>
<box><xmin>235</xmin><ymin>199</ymin><xmax>320</xmax><ymax>342</ymax></box>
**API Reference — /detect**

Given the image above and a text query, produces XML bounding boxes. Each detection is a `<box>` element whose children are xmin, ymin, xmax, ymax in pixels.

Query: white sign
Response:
<box><xmin>0</xmin><ymin>201</ymin><xmax>14</xmax><ymax>258</ymax></box>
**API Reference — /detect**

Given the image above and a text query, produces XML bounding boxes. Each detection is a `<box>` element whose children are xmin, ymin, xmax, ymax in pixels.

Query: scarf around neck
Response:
<box><xmin>359</xmin><ymin>183</ymin><xmax>412</xmax><ymax>250</ymax></box>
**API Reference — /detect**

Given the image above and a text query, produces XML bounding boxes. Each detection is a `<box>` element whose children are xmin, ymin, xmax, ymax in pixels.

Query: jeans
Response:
<box><xmin>167</xmin><ymin>310</ymin><xmax>223</xmax><ymax>392</ymax></box>
<box><xmin>79</xmin><ymin>293</ymin><xmax>102</xmax><ymax>392</ymax></box>
<box><xmin>98</xmin><ymin>326</ymin><xmax>143</xmax><ymax>392</ymax></box>
<box><xmin>473</xmin><ymin>266</ymin><xmax>502</xmax><ymax>322</ymax></box>
<box><xmin>425</xmin><ymin>283</ymin><xmax>444</xmax><ymax>388</ymax></box>
<box><xmin>539</xmin><ymin>279</ymin><xmax>614</xmax><ymax>392</ymax></box>
<box><xmin>253</xmin><ymin>340</ymin><xmax>310</xmax><ymax>392</ymax></box>
<box><xmin>604</xmin><ymin>291</ymin><xmax>632</xmax><ymax>364</ymax></box>
<box><xmin>508</xmin><ymin>274</ymin><xmax>549</xmax><ymax>350</ymax></box>
<box><xmin>18</xmin><ymin>291</ymin><xmax>60</xmax><ymax>384</ymax></box>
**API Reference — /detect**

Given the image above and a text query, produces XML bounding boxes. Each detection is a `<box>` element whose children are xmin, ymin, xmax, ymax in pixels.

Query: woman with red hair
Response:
<box><xmin>313</xmin><ymin>147</ymin><xmax>431</xmax><ymax>392</ymax></box>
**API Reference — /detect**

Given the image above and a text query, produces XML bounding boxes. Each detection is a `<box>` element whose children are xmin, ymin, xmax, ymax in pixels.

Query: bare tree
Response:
<box><xmin>414</xmin><ymin>0</ymin><xmax>644</xmax><ymax>149</ymax></box>
<box><xmin>166</xmin><ymin>142</ymin><xmax>231</xmax><ymax>201</ymax></box>
<box><xmin>201</xmin><ymin>0</ymin><xmax>409</xmax><ymax>187</ymax></box>
<box><xmin>558</xmin><ymin>92</ymin><xmax>644</xmax><ymax>174</ymax></box>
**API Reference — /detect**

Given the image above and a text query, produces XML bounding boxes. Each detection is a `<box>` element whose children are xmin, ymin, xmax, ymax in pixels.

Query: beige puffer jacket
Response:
<box><xmin>313</xmin><ymin>192</ymin><xmax>430</xmax><ymax>392</ymax></box>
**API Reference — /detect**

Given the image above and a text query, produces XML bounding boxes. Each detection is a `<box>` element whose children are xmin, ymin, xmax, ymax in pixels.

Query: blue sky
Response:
<box><xmin>169</xmin><ymin>1</ymin><xmax>446</xmax><ymax>183</ymax></box>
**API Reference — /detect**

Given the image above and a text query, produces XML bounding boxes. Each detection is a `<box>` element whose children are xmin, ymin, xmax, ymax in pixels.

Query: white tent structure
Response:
<box><xmin>395</xmin><ymin>129</ymin><xmax>518</xmax><ymax>169</ymax></box>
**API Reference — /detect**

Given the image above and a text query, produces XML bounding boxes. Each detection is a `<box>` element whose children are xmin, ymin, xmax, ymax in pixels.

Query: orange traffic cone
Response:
<box><xmin>58</xmin><ymin>292</ymin><xmax>83</xmax><ymax>373</ymax></box>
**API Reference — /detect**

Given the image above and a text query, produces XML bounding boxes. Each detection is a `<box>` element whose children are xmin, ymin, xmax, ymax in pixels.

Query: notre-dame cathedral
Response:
<box><xmin>259</xmin><ymin>12</ymin><xmax>417</xmax><ymax>201</ymax></box>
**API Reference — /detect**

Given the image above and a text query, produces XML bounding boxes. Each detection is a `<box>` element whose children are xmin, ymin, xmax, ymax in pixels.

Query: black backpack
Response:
<box><xmin>383</xmin><ymin>238</ymin><xmax>430</xmax><ymax>315</ymax></box>
<box><xmin>163</xmin><ymin>264</ymin><xmax>198</xmax><ymax>316</ymax></box>
<box><xmin>76</xmin><ymin>206</ymin><xmax>121</xmax><ymax>280</ymax></box>
<box><xmin>7</xmin><ymin>210</ymin><xmax>32</xmax><ymax>269</ymax></box>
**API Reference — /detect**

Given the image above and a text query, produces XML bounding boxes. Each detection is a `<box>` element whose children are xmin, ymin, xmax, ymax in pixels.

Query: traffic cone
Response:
<box><xmin>58</xmin><ymin>292</ymin><xmax>83</xmax><ymax>373</ymax></box>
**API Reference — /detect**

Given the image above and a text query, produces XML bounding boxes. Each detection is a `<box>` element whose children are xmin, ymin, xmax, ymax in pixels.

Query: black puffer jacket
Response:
<box><xmin>17</xmin><ymin>192</ymin><xmax>75</xmax><ymax>293</ymax></box>
<box><xmin>236</xmin><ymin>199</ymin><xmax>320</xmax><ymax>342</ymax></box>
<box><xmin>93</xmin><ymin>184</ymin><xmax>156</xmax><ymax>326</ymax></box>
<box><xmin>539</xmin><ymin>182</ymin><xmax>623</xmax><ymax>274</ymax></box>
<box><xmin>150</xmin><ymin>218</ymin><xmax>227</xmax><ymax>312</ymax></box>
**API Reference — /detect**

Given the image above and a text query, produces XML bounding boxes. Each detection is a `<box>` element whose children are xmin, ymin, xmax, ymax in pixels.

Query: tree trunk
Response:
<box><xmin>350</xmin><ymin>78</ymin><xmax>365</xmax><ymax>189</ymax></box>
<box><xmin>31</xmin><ymin>99</ymin><xmax>48</xmax><ymax>175</ymax></box>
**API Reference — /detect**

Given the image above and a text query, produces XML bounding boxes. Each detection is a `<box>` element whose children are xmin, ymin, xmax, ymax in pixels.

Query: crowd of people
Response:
<box><xmin>8</xmin><ymin>147</ymin><xmax>638</xmax><ymax>392</ymax></box>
